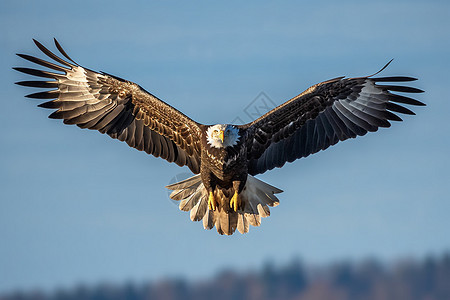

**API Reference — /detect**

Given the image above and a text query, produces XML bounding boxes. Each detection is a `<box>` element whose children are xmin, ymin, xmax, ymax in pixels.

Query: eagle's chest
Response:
<box><xmin>202</xmin><ymin>145</ymin><xmax>245</xmax><ymax>180</ymax></box>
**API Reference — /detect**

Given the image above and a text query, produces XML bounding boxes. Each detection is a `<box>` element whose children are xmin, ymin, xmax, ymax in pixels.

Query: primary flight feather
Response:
<box><xmin>15</xmin><ymin>39</ymin><xmax>424</xmax><ymax>235</ymax></box>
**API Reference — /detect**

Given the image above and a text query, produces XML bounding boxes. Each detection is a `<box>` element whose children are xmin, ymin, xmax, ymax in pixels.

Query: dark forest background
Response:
<box><xmin>2</xmin><ymin>253</ymin><xmax>450</xmax><ymax>300</ymax></box>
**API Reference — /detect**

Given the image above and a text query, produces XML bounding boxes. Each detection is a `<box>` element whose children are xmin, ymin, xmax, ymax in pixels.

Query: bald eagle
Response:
<box><xmin>15</xmin><ymin>39</ymin><xmax>424</xmax><ymax>235</ymax></box>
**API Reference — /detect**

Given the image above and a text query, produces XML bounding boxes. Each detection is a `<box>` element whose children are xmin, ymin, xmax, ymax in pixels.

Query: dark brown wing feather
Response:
<box><xmin>15</xmin><ymin>39</ymin><xmax>202</xmax><ymax>173</ymax></box>
<box><xmin>240</xmin><ymin>63</ymin><xmax>425</xmax><ymax>175</ymax></box>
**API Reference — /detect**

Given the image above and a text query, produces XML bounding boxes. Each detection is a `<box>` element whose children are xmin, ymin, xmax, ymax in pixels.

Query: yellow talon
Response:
<box><xmin>208</xmin><ymin>191</ymin><xmax>218</xmax><ymax>211</ymax></box>
<box><xmin>230</xmin><ymin>191</ymin><xmax>241</xmax><ymax>212</ymax></box>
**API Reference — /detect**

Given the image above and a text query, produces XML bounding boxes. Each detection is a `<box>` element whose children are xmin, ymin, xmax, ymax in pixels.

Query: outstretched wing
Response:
<box><xmin>240</xmin><ymin>62</ymin><xmax>425</xmax><ymax>175</ymax></box>
<box><xmin>15</xmin><ymin>39</ymin><xmax>202</xmax><ymax>173</ymax></box>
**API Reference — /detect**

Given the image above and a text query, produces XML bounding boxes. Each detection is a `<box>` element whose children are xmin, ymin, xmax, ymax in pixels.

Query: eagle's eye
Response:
<box><xmin>213</xmin><ymin>129</ymin><xmax>219</xmax><ymax>135</ymax></box>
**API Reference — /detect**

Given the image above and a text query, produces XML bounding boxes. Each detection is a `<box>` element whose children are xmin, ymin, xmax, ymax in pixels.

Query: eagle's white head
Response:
<box><xmin>206</xmin><ymin>124</ymin><xmax>240</xmax><ymax>149</ymax></box>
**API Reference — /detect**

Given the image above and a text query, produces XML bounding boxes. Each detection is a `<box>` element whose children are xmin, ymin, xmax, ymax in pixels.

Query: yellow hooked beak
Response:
<box><xmin>218</xmin><ymin>130</ymin><xmax>224</xmax><ymax>143</ymax></box>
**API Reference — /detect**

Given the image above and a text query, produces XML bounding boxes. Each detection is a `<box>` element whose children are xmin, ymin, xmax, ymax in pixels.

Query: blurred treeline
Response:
<box><xmin>2</xmin><ymin>253</ymin><xmax>450</xmax><ymax>300</ymax></box>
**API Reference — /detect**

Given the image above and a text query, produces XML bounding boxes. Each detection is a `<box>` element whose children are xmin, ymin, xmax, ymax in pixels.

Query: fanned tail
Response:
<box><xmin>166</xmin><ymin>175</ymin><xmax>282</xmax><ymax>235</ymax></box>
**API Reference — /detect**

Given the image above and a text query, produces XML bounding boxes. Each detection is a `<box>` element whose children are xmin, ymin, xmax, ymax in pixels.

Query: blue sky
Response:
<box><xmin>1</xmin><ymin>0</ymin><xmax>449</xmax><ymax>294</ymax></box>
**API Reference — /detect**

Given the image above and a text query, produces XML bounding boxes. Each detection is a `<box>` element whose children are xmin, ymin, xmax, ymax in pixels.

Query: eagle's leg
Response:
<box><xmin>202</xmin><ymin>170</ymin><xmax>219</xmax><ymax>211</ymax></box>
<box><xmin>230</xmin><ymin>180</ymin><xmax>244</xmax><ymax>212</ymax></box>
<box><xmin>208</xmin><ymin>191</ymin><xmax>219</xmax><ymax>211</ymax></box>
<box><xmin>230</xmin><ymin>191</ymin><xmax>241</xmax><ymax>212</ymax></box>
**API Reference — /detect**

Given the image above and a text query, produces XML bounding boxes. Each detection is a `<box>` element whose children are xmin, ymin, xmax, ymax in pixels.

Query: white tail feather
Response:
<box><xmin>166</xmin><ymin>174</ymin><xmax>282</xmax><ymax>235</ymax></box>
